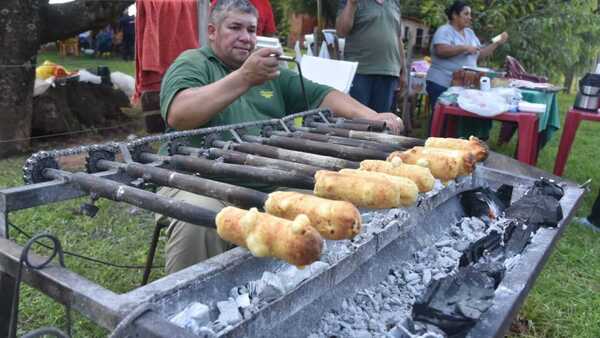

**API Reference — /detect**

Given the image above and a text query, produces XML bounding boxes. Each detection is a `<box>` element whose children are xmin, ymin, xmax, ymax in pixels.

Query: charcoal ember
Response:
<box><xmin>502</xmin><ymin>178</ymin><xmax>564</xmax><ymax>228</ymax></box>
<box><xmin>495</xmin><ymin>184</ymin><xmax>514</xmax><ymax>206</ymax></box>
<box><xmin>460</xmin><ymin>187</ymin><xmax>509</xmax><ymax>221</ymax></box>
<box><xmin>458</xmin><ymin>231</ymin><xmax>503</xmax><ymax>267</ymax></box>
<box><xmin>502</xmin><ymin>222</ymin><xmax>537</xmax><ymax>256</ymax></box>
<box><xmin>412</xmin><ymin>266</ymin><xmax>496</xmax><ymax>337</ymax></box>
<box><xmin>526</xmin><ymin>178</ymin><xmax>564</xmax><ymax>200</ymax></box>
<box><xmin>472</xmin><ymin>260</ymin><xmax>505</xmax><ymax>288</ymax></box>
<box><xmin>504</xmin><ymin>195</ymin><xmax>563</xmax><ymax>228</ymax></box>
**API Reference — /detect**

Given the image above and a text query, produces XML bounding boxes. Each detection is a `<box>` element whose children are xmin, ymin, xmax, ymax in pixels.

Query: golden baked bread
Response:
<box><xmin>387</xmin><ymin>148</ymin><xmax>462</xmax><ymax>183</ymax></box>
<box><xmin>264</xmin><ymin>191</ymin><xmax>361</xmax><ymax>240</ymax></box>
<box><xmin>215</xmin><ymin>207</ymin><xmax>323</xmax><ymax>266</ymax></box>
<box><xmin>313</xmin><ymin>170</ymin><xmax>402</xmax><ymax>209</ymax></box>
<box><xmin>359</xmin><ymin>159</ymin><xmax>435</xmax><ymax>193</ymax></box>
<box><xmin>411</xmin><ymin>146</ymin><xmax>476</xmax><ymax>176</ymax></box>
<box><xmin>338</xmin><ymin>169</ymin><xmax>418</xmax><ymax>207</ymax></box>
<box><xmin>424</xmin><ymin>136</ymin><xmax>489</xmax><ymax>161</ymax></box>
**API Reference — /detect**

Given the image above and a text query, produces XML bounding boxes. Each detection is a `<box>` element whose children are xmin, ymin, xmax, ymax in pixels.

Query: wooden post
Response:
<box><xmin>313</xmin><ymin>0</ymin><xmax>323</xmax><ymax>55</ymax></box>
<box><xmin>198</xmin><ymin>0</ymin><xmax>209</xmax><ymax>47</ymax></box>
<box><xmin>0</xmin><ymin>211</ymin><xmax>15</xmax><ymax>338</ymax></box>
<box><xmin>402</xmin><ymin>31</ymin><xmax>414</xmax><ymax>134</ymax></box>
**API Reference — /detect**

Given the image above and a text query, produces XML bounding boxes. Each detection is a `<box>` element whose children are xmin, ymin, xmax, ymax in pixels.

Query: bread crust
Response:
<box><xmin>387</xmin><ymin>146</ymin><xmax>476</xmax><ymax>181</ymax></box>
<box><xmin>425</xmin><ymin>136</ymin><xmax>489</xmax><ymax>162</ymax></box>
<box><xmin>216</xmin><ymin>207</ymin><xmax>323</xmax><ymax>266</ymax></box>
<box><xmin>338</xmin><ymin>169</ymin><xmax>418</xmax><ymax>207</ymax></box>
<box><xmin>264</xmin><ymin>191</ymin><xmax>361</xmax><ymax>240</ymax></box>
<box><xmin>359</xmin><ymin>159</ymin><xmax>435</xmax><ymax>193</ymax></box>
<box><xmin>313</xmin><ymin>170</ymin><xmax>402</xmax><ymax>209</ymax></box>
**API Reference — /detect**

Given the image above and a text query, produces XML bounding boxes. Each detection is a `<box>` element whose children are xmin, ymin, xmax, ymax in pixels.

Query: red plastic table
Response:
<box><xmin>553</xmin><ymin>108</ymin><xmax>600</xmax><ymax>176</ymax></box>
<box><xmin>431</xmin><ymin>104</ymin><xmax>539</xmax><ymax>165</ymax></box>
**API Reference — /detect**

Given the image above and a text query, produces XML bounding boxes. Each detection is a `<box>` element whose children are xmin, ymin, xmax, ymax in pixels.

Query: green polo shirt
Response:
<box><xmin>338</xmin><ymin>0</ymin><xmax>402</xmax><ymax>76</ymax></box>
<box><xmin>160</xmin><ymin>46</ymin><xmax>334</xmax><ymax>145</ymax></box>
<box><xmin>159</xmin><ymin>46</ymin><xmax>333</xmax><ymax>191</ymax></box>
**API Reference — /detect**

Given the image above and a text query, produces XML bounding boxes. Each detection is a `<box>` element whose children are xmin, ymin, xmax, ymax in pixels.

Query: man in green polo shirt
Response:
<box><xmin>158</xmin><ymin>0</ymin><xmax>403</xmax><ymax>274</ymax></box>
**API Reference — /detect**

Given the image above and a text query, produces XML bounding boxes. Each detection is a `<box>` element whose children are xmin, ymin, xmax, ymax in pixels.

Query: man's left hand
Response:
<box><xmin>370</xmin><ymin>113</ymin><xmax>404</xmax><ymax>135</ymax></box>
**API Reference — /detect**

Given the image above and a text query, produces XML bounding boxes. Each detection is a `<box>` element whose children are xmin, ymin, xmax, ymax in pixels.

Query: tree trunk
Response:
<box><xmin>0</xmin><ymin>0</ymin><xmax>42</xmax><ymax>157</ymax></box>
<box><xmin>0</xmin><ymin>0</ymin><xmax>132</xmax><ymax>158</ymax></box>
<box><xmin>563</xmin><ymin>67</ymin><xmax>576</xmax><ymax>94</ymax></box>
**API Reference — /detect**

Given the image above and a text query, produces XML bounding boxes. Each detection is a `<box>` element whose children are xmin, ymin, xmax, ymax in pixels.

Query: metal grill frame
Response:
<box><xmin>0</xmin><ymin>110</ymin><xmax>585</xmax><ymax>337</ymax></box>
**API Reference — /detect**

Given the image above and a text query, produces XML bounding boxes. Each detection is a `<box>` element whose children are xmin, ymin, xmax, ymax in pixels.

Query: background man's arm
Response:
<box><xmin>320</xmin><ymin>90</ymin><xmax>403</xmax><ymax>134</ymax></box>
<box><xmin>335</xmin><ymin>0</ymin><xmax>358</xmax><ymax>38</ymax></box>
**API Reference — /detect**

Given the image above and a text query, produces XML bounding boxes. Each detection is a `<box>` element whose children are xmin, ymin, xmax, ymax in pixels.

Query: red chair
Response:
<box><xmin>431</xmin><ymin>104</ymin><xmax>539</xmax><ymax>165</ymax></box>
<box><xmin>553</xmin><ymin>108</ymin><xmax>600</xmax><ymax>176</ymax></box>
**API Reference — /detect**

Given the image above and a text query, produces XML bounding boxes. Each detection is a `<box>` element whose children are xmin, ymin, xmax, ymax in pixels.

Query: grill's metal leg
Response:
<box><xmin>141</xmin><ymin>222</ymin><xmax>167</xmax><ymax>286</ymax></box>
<box><xmin>0</xmin><ymin>211</ymin><xmax>14</xmax><ymax>337</ymax></box>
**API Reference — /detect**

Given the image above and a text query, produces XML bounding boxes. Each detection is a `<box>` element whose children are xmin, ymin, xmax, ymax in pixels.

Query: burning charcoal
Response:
<box><xmin>496</xmin><ymin>184</ymin><xmax>514</xmax><ymax>206</ymax></box>
<box><xmin>504</xmin><ymin>195</ymin><xmax>563</xmax><ymax>228</ymax></box>
<box><xmin>527</xmin><ymin>178</ymin><xmax>564</xmax><ymax>200</ymax></box>
<box><xmin>216</xmin><ymin>299</ymin><xmax>242</xmax><ymax>325</ymax></box>
<box><xmin>460</xmin><ymin>188</ymin><xmax>508</xmax><ymax>221</ymax></box>
<box><xmin>473</xmin><ymin>261</ymin><xmax>505</xmax><ymax>288</ymax></box>
<box><xmin>503</xmin><ymin>222</ymin><xmax>537</xmax><ymax>257</ymax></box>
<box><xmin>412</xmin><ymin>267</ymin><xmax>495</xmax><ymax>337</ymax></box>
<box><xmin>169</xmin><ymin>302</ymin><xmax>210</xmax><ymax>334</ymax></box>
<box><xmin>458</xmin><ymin>231</ymin><xmax>503</xmax><ymax>267</ymax></box>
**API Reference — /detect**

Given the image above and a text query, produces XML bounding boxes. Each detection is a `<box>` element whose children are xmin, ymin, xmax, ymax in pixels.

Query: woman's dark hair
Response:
<box><xmin>445</xmin><ymin>1</ymin><xmax>469</xmax><ymax>21</ymax></box>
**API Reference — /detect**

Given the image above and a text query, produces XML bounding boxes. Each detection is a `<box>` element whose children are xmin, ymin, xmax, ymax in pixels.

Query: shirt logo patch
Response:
<box><xmin>260</xmin><ymin>90</ymin><xmax>274</xmax><ymax>99</ymax></box>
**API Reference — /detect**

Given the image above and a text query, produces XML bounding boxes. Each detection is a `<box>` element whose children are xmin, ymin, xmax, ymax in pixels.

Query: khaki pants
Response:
<box><xmin>156</xmin><ymin>187</ymin><xmax>234</xmax><ymax>274</ymax></box>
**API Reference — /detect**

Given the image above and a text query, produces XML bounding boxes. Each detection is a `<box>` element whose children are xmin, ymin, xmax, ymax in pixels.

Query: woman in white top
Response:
<box><xmin>425</xmin><ymin>1</ymin><xmax>508</xmax><ymax>137</ymax></box>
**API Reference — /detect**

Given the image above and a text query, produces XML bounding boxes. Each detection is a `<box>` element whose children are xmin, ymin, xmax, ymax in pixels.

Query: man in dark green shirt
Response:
<box><xmin>337</xmin><ymin>0</ymin><xmax>406</xmax><ymax>113</ymax></box>
<box><xmin>158</xmin><ymin>0</ymin><xmax>403</xmax><ymax>274</ymax></box>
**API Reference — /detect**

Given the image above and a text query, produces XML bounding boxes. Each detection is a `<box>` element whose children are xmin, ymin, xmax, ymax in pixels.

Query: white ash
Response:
<box><xmin>321</xmin><ymin>208</ymin><xmax>409</xmax><ymax>265</ymax></box>
<box><xmin>189</xmin><ymin>261</ymin><xmax>331</xmax><ymax>335</ymax></box>
<box><xmin>310</xmin><ymin>215</ymin><xmax>502</xmax><ymax>338</ymax></box>
<box><xmin>168</xmin><ymin>302</ymin><xmax>211</xmax><ymax>336</ymax></box>
<box><xmin>418</xmin><ymin>180</ymin><xmax>446</xmax><ymax>201</ymax></box>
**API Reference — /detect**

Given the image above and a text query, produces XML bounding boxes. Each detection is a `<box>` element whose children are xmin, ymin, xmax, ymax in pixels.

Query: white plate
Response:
<box><xmin>457</xmin><ymin>89</ymin><xmax>509</xmax><ymax>117</ymax></box>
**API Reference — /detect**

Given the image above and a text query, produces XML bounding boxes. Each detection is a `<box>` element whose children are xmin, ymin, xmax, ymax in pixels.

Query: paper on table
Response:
<box><xmin>518</xmin><ymin>101</ymin><xmax>547</xmax><ymax>114</ymax></box>
<box><xmin>299</xmin><ymin>55</ymin><xmax>358</xmax><ymax>94</ymax></box>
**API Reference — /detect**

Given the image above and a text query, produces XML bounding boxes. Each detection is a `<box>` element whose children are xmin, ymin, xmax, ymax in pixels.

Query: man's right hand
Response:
<box><xmin>239</xmin><ymin>48</ymin><xmax>281</xmax><ymax>87</ymax></box>
<box><xmin>464</xmin><ymin>45</ymin><xmax>479</xmax><ymax>55</ymax></box>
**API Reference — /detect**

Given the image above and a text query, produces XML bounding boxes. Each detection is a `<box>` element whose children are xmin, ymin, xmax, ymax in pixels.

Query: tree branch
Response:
<box><xmin>41</xmin><ymin>0</ymin><xmax>133</xmax><ymax>44</ymax></box>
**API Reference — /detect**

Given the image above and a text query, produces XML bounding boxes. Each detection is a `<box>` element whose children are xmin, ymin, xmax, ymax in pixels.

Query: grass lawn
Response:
<box><xmin>1</xmin><ymin>51</ymin><xmax>599</xmax><ymax>336</ymax></box>
<box><xmin>37</xmin><ymin>49</ymin><xmax>135</xmax><ymax>76</ymax></box>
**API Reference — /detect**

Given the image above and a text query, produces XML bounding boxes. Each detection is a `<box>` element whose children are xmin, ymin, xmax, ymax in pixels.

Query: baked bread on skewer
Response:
<box><xmin>387</xmin><ymin>146</ymin><xmax>475</xmax><ymax>182</ymax></box>
<box><xmin>358</xmin><ymin>159</ymin><xmax>435</xmax><ymax>193</ymax></box>
<box><xmin>264</xmin><ymin>191</ymin><xmax>361</xmax><ymax>240</ymax></box>
<box><xmin>424</xmin><ymin>136</ymin><xmax>488</xmax><ymax>162</ymax></box>
<box><xmin>338</xmin><ymin>169</ymin><xmax>418</xmax><ymax>207</ymax></box>
<box><xmin>216</xmin><ymin>207</ymin><xmax>323</xmax><ymax>267</ymax></box>
<box><xmin>313</xmin><ymin>170</ymin><xmax>402</xmax><ymax>209</ymax></box>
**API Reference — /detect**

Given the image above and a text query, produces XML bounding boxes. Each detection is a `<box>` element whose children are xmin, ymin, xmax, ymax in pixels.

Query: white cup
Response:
<box><xmin>480</xmin><ymin>76</ymin><xmax>491</xmax><ymax>91</ymax></box>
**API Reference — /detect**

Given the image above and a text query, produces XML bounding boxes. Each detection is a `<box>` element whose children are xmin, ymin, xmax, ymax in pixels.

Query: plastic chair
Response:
<box><xmin>431</xmin><ymin>104</ymin><xmax>539</xmax><ymax>165</ymax></box>
<box><xmin>553</xmin><ymin>108</ymin><xmax>600</xmax><ymax>176</ymax></box>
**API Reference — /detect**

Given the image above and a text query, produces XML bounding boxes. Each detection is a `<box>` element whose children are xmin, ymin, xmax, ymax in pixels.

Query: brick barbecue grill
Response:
<box><xmin>0</xmin><ymin>109</ymin><xmax>584</xmax><ymax>338</ymax></box>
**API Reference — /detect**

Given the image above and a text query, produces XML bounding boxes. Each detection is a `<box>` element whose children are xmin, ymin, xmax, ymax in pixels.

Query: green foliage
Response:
<box><xmin>406</xmin><ymin>0</ymin><xmax>600</xmax><ymax>81</ymax></box>
<box><xmin>271</xmin><ymin>0</ymin><xmax>291</xmax><ymax>40</ymax></box>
